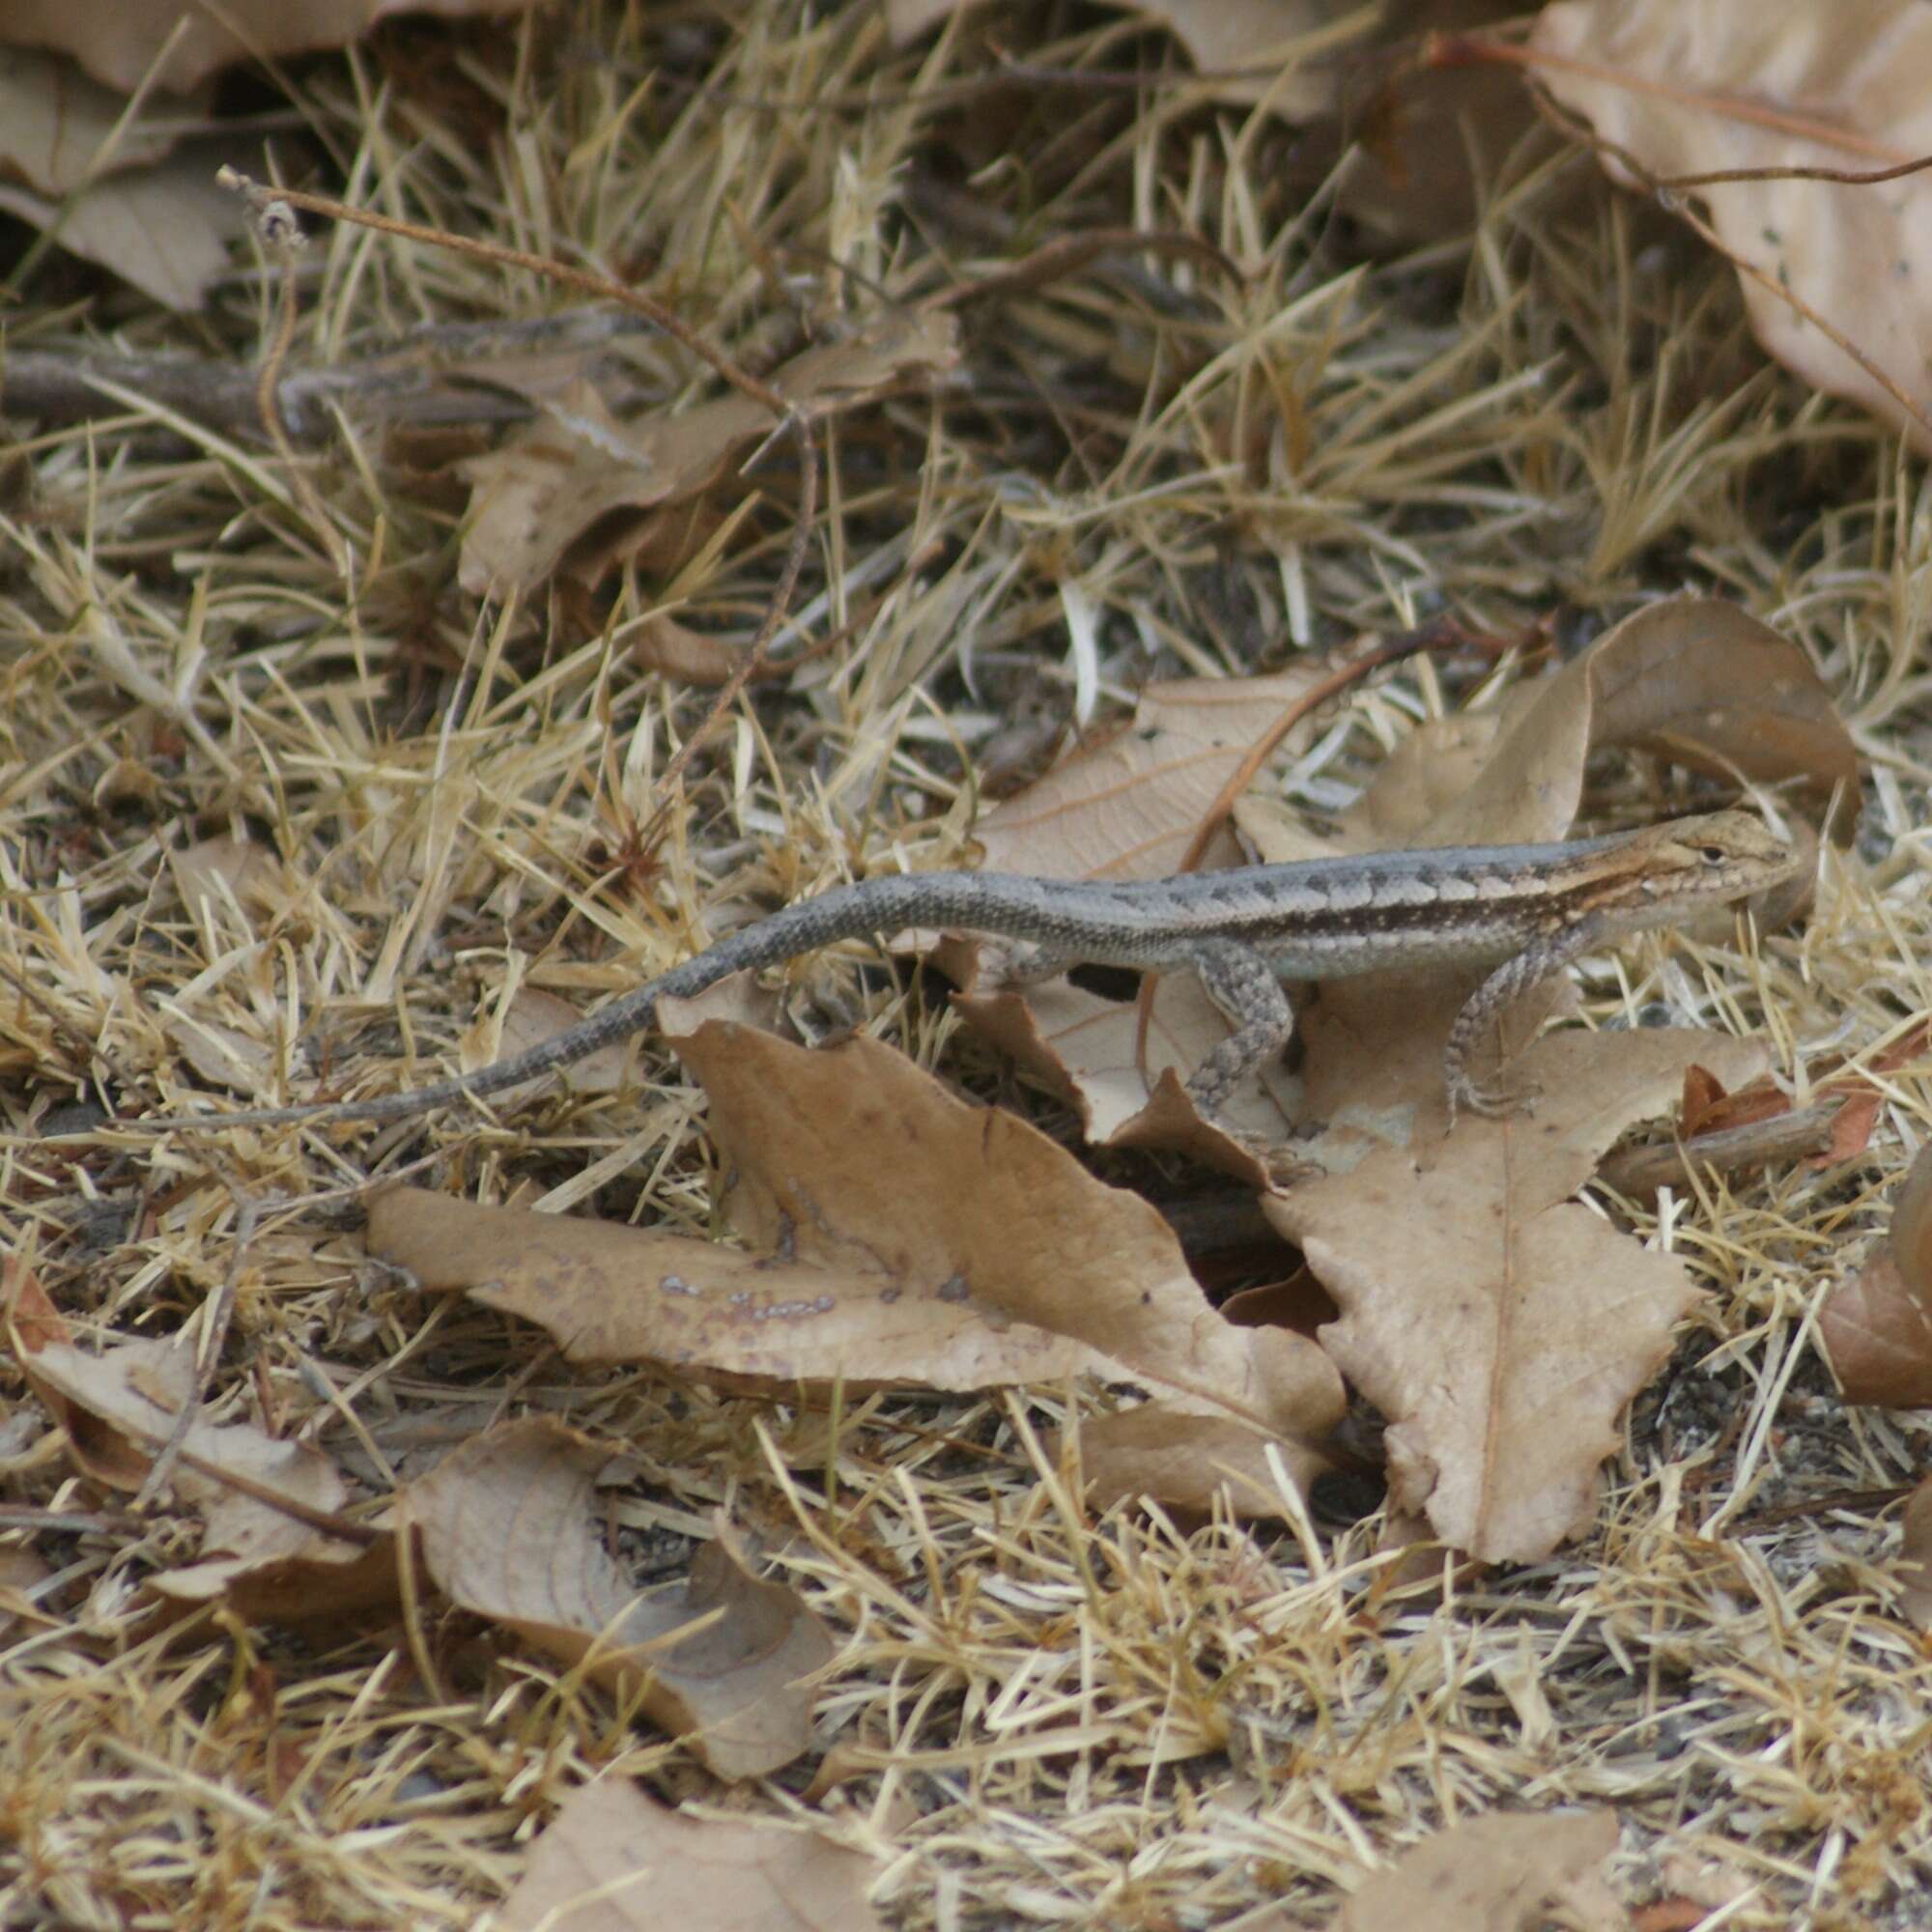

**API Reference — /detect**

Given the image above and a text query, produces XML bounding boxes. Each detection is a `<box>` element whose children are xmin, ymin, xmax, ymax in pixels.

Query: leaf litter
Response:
<box><xmin>3</xmin><ymin>2</ymin><xmax>1932</xmax><ymax>1927</ymax></box>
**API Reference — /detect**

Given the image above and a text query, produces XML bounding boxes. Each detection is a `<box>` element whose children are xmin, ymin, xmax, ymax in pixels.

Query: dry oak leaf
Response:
<box><xmin>496</xmin><ymin>1776</ymin><xmax>883</xmax><ymax>1932</ymax></box>
<box><xmin>458</xmin><ymin>307</ymin><xmax>958</xmax><ymax>598</ymax></box>
<box><xmin>1329</xmin><ymin>1808</ymin><xmax>1620</xmax><ymax>1932</ymax></box>
<box><xmin>1269</xmin><ymin>1026</ymin><xmax>1772</xmax><ymax>1563</ymax></box>
<box><xmin>673</xmin><ymin>1016</ymin><xmax>1345</xmax><ymax>1489</ymax></box>
<box><xmin>3</xmin><ymin>1261</ymin><xmax>392</xmax><ymax>1623</ymax></box>
<box><xmin>370</xmin><ymin>1019</ymin><xmax>1345</xmax><ymax>1518</ymax></box>
<box><xmin>1530</xmin><ymin>0</ymin><xmax>1932</xmax><ymax>452</ymax></box>
<box><xmin>409</xmin><ymin>1416</ymin><xmax>830</xmax><ymax>1780</ymax></box>
<box><xmin>1819</xmin><ymin>1138</ymin><xmax>1932</xmax><ymax>1408</ymax></box>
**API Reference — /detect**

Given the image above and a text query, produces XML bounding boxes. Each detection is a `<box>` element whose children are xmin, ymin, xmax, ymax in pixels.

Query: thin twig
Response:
<box><xmin>245</xmin><ymin>194</ymin><xmax>351</xmax><ymax>578</ymax></box>
<box><xmin>0</xmin><ymin>310</ymin><xmax>661</xmax><ymax>440</ymax></box>
<box><xmin>1593</xmin><ymin>1103</ymin><xmax>1840</xmax><ymax>1200</ymax></box>
<box><xmin>216</xmin><ymin>169</ymin><xmax>788</xmax><ymax>416</ymax></box>
<box><xmin>920</xmin><ymin>227</ymin><xmax>1243</xmax><ymax>312</ymax></box>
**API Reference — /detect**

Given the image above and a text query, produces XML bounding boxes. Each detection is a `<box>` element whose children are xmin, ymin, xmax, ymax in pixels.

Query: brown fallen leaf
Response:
<box><xmin>407</xmin><ymin>1416</ymin><xmax>832</xmax><ymax>1780</ymax></box>
<box><xmin>371</xmin><ymin>1183</ymin><xmax>1108</xmax><ymax>1391</ymax></box>
<box><xmin>1330</xmin><ymin>1808</ymin><xmax>1621</xmax><ymax>1932</ymax></box>
<box><xmin>167</xmin><ymin>833</ymin><xmax>289</xmax><ymax>923</ymax></box>
<box><xmin>3</xmin><ymin>1261</ymin><xmax>393</xmax><ymax>1622</ymax></box>
<box><xmin>496</xmin><ymin>1776</ymin><xmax>884</xmax><ymax>1932</ymax></box>
<box><xmin>1528</xmin><ymin>0</ymin><xmax>1932</xmax><ymax>451</ymax></box>
<box><xmin>369</xmin><ymin>1018</ymin><xmax>1346</xmax><ymax>1518</ymax></box>
<box><xmin>493</xmin><ymin>987</ymin><xmax>635</xmax><ymax>1098</ymax></box>
<box><xmin>1271</xmin><ymin>1027</ymin><xmax>1770</xmax><ymax>1563</ymax></box>
<box><xmin>1326</xmin><ymin>2</ymin><xmax>1551</xmax><ymax>243</ymax></box>
<box><xmin>674</xmin><ymin>1018</ymin><xmax>1345</xmax><ymax>1483</ymax></box>
<box><xmin>458</xmin><ymin>308</ymin><xmax>958</xmax><ymax>597</ymax></box>
<box><xmin>1894</xmin><ymin>1477</ymin><xmax>1932</xmax><ymax>1634</ymax></box>
<box><xmin>1819</xmin><ymin>1141</ymin><xmax>1932</xmax><ymax>1408</ymax></box>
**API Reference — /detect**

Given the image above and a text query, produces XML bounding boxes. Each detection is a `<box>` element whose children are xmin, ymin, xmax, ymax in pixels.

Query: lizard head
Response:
<box><xmin>1628</xmin><ymin>809</ymin><xmax>1803</xmax><ymax>912</ymax></box>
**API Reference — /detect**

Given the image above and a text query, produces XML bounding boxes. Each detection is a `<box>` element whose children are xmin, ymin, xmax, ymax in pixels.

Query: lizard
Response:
<box><xmin>124</xmin><ymin>808</ymin><xmax>1797</xmax><ymax>1137</ymax></box>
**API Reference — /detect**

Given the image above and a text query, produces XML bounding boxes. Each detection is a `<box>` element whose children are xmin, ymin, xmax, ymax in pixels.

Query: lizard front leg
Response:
<box><xmin>1444</xmin><ymin>914</ymin><xmax>1605</xmax><ymax>1122</ymax></box>
<box><xmin>1183</xmin><ymin>939</ymin><xmax>1296</xmax><ymax>1120</ymax></box>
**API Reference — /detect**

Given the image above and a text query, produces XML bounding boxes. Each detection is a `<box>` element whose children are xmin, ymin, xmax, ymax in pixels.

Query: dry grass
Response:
<box><xmin>3</xmin><ymin>3</ymin><xmax>1931</xmax><ymax>1927</ymax></box>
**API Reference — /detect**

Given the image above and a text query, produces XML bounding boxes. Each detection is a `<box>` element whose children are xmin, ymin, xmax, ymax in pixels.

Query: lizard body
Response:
<box><xmin>131</xmin><ymin>809</ymin><xmax>1796</xmax><ymax>1134</ymax></box>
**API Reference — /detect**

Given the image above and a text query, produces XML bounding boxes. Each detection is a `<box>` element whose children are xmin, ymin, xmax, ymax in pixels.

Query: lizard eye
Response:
<box><xmin>1697</xmin><ymin>845</ymin><xmax>1729</xmax><ymax>865</ymax></box>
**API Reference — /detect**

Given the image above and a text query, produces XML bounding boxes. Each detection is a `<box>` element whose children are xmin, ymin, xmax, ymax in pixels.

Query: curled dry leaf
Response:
<box><xmin>1330</xmin><ymin>1807</ymin><xmax>1620</xmax><ymax>1932</ymax></box>
<box><xmin>459</xmin><ymin>308</ymin><xmax>958</xmax><ymax>598</ymax></box>
<box><xmin>0</xmin><ymin>1548</ymin><xmax>54</xmax><ymax>1644</ymax></box>
<box><xmin>496</xmin><ymin>1776</ymin><xmax>884</xmax><ymax>1932</ymax></box>
<box><xmin>2</xmin><ymin>1260</ymin><xmax>392</xmax><ymax>1622</ymax></box>
<box><xmin>406</xmin><ymin>1416</ymin><xmax>832</xmax><ymax>1780</ymax></box>
<box><xmin>1529</xmin><ymin>0</ymin><xmax>1932</xmax><ymax>451</ymax></box>
<box><xmin>1819</xmin><ymin>1139</ymin><xmax>1932</xmax><ymax>1408</ymax></box>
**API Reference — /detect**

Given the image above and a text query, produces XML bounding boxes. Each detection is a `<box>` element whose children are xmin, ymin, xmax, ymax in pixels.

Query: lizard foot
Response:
<box><xmin>1445</xmin><ymin>1071</ymin><xmax>1541</xmax><ymax>1126</ymax></box>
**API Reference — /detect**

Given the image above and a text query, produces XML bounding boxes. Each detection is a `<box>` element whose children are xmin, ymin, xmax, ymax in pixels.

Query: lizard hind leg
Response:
<box><xmin>1181</xmin><ymin>939</ymin><xmax>1296</xmax><ymax>1121</ymax></box>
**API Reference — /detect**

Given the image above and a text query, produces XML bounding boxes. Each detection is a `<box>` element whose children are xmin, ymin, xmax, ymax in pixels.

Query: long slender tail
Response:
<box><xmin>121</xmin><ymin>870</ymin><xmax>1060</xmax><ymax>1134</ymax></box>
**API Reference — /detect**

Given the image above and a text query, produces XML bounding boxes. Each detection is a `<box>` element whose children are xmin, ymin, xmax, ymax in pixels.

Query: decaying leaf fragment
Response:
<box><xmin>0</xmin><ymin>50</ymin><xmax>244</xmax><ymax>310</ymax></box>
<box><xmin>887</xmin><ymin>0</ymin><xmax>1355</xmax><ymax>116</ymax></box>
<box><xmin>496</xmin><ymin>1776</ymin><xmax>884</xmax><ymax>1932</ymax></box>
<box><xmin>3</xmin><ymin>1260</ymin><xmax>392</xmax><ymax>1622</ymax></box>
<box><xmin>407</xmin><ymin>1416</ymin><xmax>832</xmax><ymax>1780</ymax></box>
<box><xmin>1819</xmin><ymin>1140</ymin><xmax>1932</xmax><ymax>1408</ymax></box>
<box><xmin>1329</xmin><ymin>1807</ymin><xmax>1621</xmax><ymax>1932</ymax></box>
<box><xmin>1895</xmin><ymin>1477</ymin><xmax>1932</xmax><ymax>1634</ymax></box>
<box><xmin>2</xmin><ymin>0</ymin><xmax>548</xmax><ymax>94</ymax></box>
<box><xmin>1530</xmin><ymin>0</ymin><xmax>1932</xmax><ymax>451</ymax></box>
